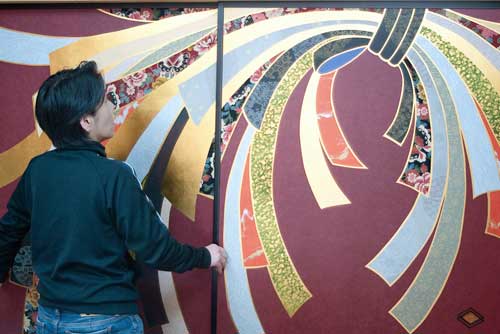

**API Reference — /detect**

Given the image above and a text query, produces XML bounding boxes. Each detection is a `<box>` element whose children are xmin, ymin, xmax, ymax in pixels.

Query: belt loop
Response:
<box><xmin>55</xmin><ymin>308</ymin><xmax>61</xmax><ymax>323</ymax></box>
<box><xmin>55</xmin><ymin>308</ymin><xmax>61</xmax><ymax>333</ymax></box>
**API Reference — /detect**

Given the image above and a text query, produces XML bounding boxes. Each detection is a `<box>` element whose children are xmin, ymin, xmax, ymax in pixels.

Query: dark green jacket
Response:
<box><xmin>0</xmin><ymin>141</ymin><xmax>210</xmax><ymax>314</ymax></box>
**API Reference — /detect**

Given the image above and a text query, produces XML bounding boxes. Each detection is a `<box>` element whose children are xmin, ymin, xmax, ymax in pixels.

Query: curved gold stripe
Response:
<box><xmin>94</xmin><ymin>17</ymin><xmax>216</xmax><ymax>74</ymax></box>
<box><xmin>106</xmin><ymin>74</ymin><xmax>209</xmax><ymax>221</ymax></box>
<box><xmin>161</xmin><ymin>106</ymin><xmax>214</xmax><ymax>221</ymax></box>
<box><xmin>251</xmin><ymin>53</ymin><xmax>314</xmax><ymax>317</ymax></box>
<box><xmin>49</xmin><ymin>9</ymin><xmax>216</xmax><ymax>74</ymax></box>
<box><xmin>99</xmin><ymin>47</ymin><xmax>161</xmax><ymax>79</ymax></box>
<box><xmin>0</xmin><ymin>131</ymin><xmax>51</xmax><ymax>188</ymax></box>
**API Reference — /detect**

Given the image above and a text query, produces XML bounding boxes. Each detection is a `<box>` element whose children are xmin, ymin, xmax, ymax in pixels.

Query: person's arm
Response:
<box><xmin>0</xmin><ymin>169</ymin><xmax>32</xmax><ymax>284</ymax></box>
<box><xmin>111</xmin><ymin>164</ymin><xmax>226</xmax><ymax>273</ymax></box>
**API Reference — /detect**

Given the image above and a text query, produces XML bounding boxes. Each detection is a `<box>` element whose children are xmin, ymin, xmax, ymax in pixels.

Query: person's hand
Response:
<box><xmin>205</xmin><ymin>244</ymin><xmax>227</xmax><ymax>274</ymax></box>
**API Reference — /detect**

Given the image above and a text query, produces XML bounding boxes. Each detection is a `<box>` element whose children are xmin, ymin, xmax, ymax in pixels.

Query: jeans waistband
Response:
<box><xmin>37</xmin><ymin>304</ymin><xmax>126</xmax><ymax>327</ymax></box>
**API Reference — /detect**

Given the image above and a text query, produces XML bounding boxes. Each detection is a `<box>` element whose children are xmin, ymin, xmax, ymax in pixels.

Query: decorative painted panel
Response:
<box><xmin>0</xmin><ymin>5</ymin><xmax>499</xmax><ymax>334</ymax></box>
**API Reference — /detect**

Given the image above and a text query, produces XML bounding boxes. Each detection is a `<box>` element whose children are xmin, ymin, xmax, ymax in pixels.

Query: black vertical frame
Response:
<box><xmin>212</xmin><ymin>3</ymin><xmax>224</xmax><ymax>334</ymax></box>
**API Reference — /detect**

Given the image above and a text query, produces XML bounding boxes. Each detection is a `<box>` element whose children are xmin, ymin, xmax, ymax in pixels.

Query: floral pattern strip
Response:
<box><xmin>431</xmin><ymin>9</ymin><xmax>500</xmax><ymax>49</ymax></box>
<box><xmin>23</xmin><ymin>276</ymin><xmax>40</xmax><ymax>334</ymax></box>
<box><xmin>105</xmin><ymin>8</ymin><xmax>384</xmax><ymax>196</ymax></box>
<box><xmin>199</xmin><ymin>53</ymin><xmax>282</xmax><ymax>196</ymax></box>
<box><xmin>108</xmin><ymin>7</ymin><xmax>382</xmax><ymax>23</ymax></box>
<box><xmin>421</xmin><ymin>27</ymin><xmax>500</xmax><ymax>142</ymax></box>
<box><xmin>106</xmin><ymin>8</ymin><xmax>212</xmax><ymax>21</ymax></box>
<box><xmin>106</xmin><ymin>30</ymin><xmax>217</xmax><ymax>111</ymax></box>
<box><xmin>11</xmin><ymin>245</ymin><xmax>32</xmax><ymax>287</ymax></box>
<box><xmin>250</xmin><ymin>53</ymin><xmax>314</xmax><ymax>316</ymax></box>
<box><xmin>400</xmin><ymin>59</ymin><xmax>432</xmax><ymax>195</ymax></box>
<box><xmin>106</xmin><ymin>8</ymin><xmax>383</xmax><ymax>126</ymax></box>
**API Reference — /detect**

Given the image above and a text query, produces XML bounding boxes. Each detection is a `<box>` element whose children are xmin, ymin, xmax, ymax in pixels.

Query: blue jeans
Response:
<box><xmin>36</xmin><ymin>304</ymin><xmax>144</xmax><ymax>334</ymax></box>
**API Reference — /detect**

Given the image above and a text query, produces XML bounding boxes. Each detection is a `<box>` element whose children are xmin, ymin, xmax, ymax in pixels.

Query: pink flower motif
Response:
<box><xmin>224</xmin><ymin>22</ymin><xmax>234</xmax><ymax>33</ymax></box>
<box><xmin>252</xmin><ymin>13</ymin><xmax>267</xmax><ymax>22</ymax></box>
<box><xmin>417</xmin><ymin>104</ymin><xmax>429</xmax><ymax>120</ymax></box>
<box><xmin>136</xmin><ymin>90</ymin><xmax>145</xmax><ymax>99</ymax></box>
<box><xmin>480</xmin><ymin>28</ymin><xmax>496</xmax><ymax>39</ymax></box>
<box><xmin>141</xmin><ymin>9</ymin><xmax>153</xmax><ymax>20</ymax></box>
<box><xmin>220</xmin><ymin>142</ymin><xmax>227</xmax><ymax>154</ymax></box>
<box><xmin>405</xmin><ymin>169</ymin><xmax>420</xmax><ymax>185</ymax></box>
<box><xmin>222</xmin><ymin>123</ymin><xmax>235</xmax><ymax>148</ymax></box>
<box><xmin>250</xmin><ymin>67</ymin><xmax>264</xmax><ymax>83</ymax></box>
<box><xmin>409</xmin><ymin>146</ymin><xmax>427</xmax><ymax>163</ymax></box>
<box><xmin>126</xmin><ymin>85</ymin><xmax>135</xmax><ymax>96</ymax></box>
<box><xmin>194</xmin><ymin>33</ymin><xmax>217</xmax><ymax>55</ymax></box>
<box><xmin>415</xmin><ymin>172</ymin><xmax>431</xmax><ymax>194</ymax></box>
<box><xmin>184</xmin><ymin>8</ymin><xmax>205</xmax><ymax>14</ymax></box>
<box><xmin>129</xmin><ymin>11</ymin><xmax>143</xmax><ymax>20</ymax></box>
<box><xmin>266</xmin><ymin>8</ymin><xmax>285</xmax><ymax>18</ymax></box>
<box><xmin>106</xmin><ymin>84</ymin><xmax>117</xmax><ymax>95</ymax></box>
<box><xmin>124</xmin><ymin>71</ymin><xmax>148</xmax><ymax>88</ymax></box>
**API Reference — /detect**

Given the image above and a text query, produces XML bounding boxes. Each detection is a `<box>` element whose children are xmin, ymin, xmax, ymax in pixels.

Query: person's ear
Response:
<box><xmin>80</xmin><ymin>115</ymin><xmax>93</xmax><ymax>133</ymax></box>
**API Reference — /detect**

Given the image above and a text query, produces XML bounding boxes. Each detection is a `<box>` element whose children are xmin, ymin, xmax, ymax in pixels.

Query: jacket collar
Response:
<box><xmin>56</xmin><ymin>140</ymin><xmax>107</xmax><ymax>157</ymax></box>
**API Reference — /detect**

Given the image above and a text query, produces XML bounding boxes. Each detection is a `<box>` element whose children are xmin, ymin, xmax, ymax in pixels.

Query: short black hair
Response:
<box><xmin>35</xmin><ymin>61</ymin><xmax>105</xmax><ymax>147</ymax></box>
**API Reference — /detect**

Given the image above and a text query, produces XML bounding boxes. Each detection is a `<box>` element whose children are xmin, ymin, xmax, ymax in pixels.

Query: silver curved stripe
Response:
<box><xmin>426</xmin><ymin>12</ymin><xmax>500</xmax><ymax>70</ymax></box>
<box><xmin>0</xmin><ymin>28</ymin><xmax>77</xmax><ymax>65</ymax></box>
<box><xmin>104</xmin><ymin>51</ymin><xmax>152</xmax><ymax>82</ymax></box>
<box><xmin>366</xmin><ymin>48</ymin><xmax>448</xmax><ymax>285</ymax></box>
<box><xmin>125</xmin><ymin>94</ymin><xmax>183</xmax><ymax>182</ymax></box>
<box><xmin>390</xmin><ymin>42</ymin><xmax>466</xmax><ymax>334</ymax></box>
<box><xmin>179</xmin><ymin>19</ymin><xmax>378</xmax><ymax>124</ymax></box>
<box><xmin>224</xmin><ymin>125</ymin><xmax>265</xmax><ymax>334</ymax></box>
<box><xmin>158</xmin><ymin>198</ymin><xmax>189</xmax><ymax>334</ymax></box>
<box><xmin>417</xmin><ymin>35</ymin><xmax>500</xmax><ymax>196</ymax></box>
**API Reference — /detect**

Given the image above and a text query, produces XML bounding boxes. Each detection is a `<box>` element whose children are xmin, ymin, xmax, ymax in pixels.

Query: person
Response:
<box><xmin>0</xmin><ymin>61</ymin><xmax>227</xmax><ymax>334</ymax></box>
